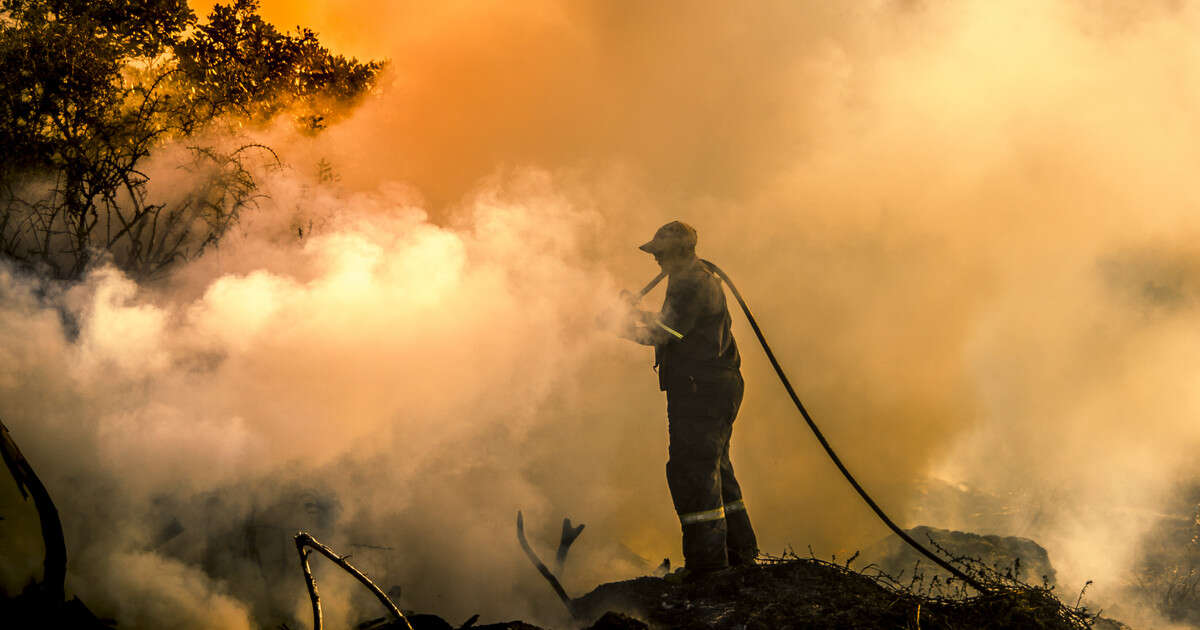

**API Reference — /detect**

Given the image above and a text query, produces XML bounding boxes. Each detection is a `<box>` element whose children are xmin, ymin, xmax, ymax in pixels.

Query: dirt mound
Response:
<box><xmin>571</xmin><ymin>555</ymin><xmax>1124</xmax><ymax>630</ymax></box>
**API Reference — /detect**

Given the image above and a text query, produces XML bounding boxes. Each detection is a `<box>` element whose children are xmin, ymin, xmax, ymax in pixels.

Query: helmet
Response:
<box><xmin>638</xmin><ymin>221</ymin><xmax>698</xmax><ymax>254</ymax></box>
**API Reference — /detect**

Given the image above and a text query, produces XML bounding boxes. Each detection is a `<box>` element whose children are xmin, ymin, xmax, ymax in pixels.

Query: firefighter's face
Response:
<box><xmin>652</xmin><ymin>245</ymin><xmax>690</xmax><ymax>272</ymax></box>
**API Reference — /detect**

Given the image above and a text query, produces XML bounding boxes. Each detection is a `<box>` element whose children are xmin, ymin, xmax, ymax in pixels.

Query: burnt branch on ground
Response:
<box><xmin>515</xmin><ymin>511</ymin><xmax>576</xmax><ymax>619</ymax></box>
<box><xmin>293</xmin><ymin>531</ymin><xmax>413</xmax><ymax>630</ymax></box>
<box><xmin>0</xmin><ymin>419</ymin><xmax>65</xmax><ymax>602</ymax></box>
<box><xmin>0</xmin><ymin>417</ymin><xmax>112</xmax><ymax>628</ymax></box>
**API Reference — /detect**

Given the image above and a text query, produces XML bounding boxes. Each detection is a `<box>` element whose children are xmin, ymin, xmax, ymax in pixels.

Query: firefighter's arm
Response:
<box><xmin>618</xmin><ymin>278</ymin><xmax>703</xmax><ymax>345</ymax></box>
<box><xmin>617</xmin><ymin>309</ymin><xmax>675</xmax><ymax>345</ymax></box>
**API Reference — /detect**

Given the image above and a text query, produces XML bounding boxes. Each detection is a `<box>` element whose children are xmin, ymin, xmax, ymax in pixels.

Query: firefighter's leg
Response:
<box><xmin>720</xmin><ymin>441</ymin><xmax>758</xmax><ymax>565</ymax></box>
<box><xmin>719</xmin><ymin>374</ymin><xmax>757</xmax><ymax>564</ymax></box>
<box><xmin>666</xmin><ymin>410</ymin><xmax>731</xmax><ymax>571</ymax></box>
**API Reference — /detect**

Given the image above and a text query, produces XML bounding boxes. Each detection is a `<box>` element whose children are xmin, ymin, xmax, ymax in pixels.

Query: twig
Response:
<box><xmin>293</xmin><ymin>531</ymin><xmax>413</xmax><ymax>630</ymax></box>
<box><xmin>1074</xmin><ymin>580</ymin><xmax>1093</xmax><ymax>610</ymax></box>
<box><xmin>516</xmin><ymin>511</ymin><xmax>575</xmax><ymax>618</ymax></box>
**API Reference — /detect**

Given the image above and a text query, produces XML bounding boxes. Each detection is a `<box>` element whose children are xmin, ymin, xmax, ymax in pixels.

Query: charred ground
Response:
<box><xmin>352</xmin><ymin>553</ymin><xmax>1127</xmax><ymax>630</ymax></box>
<box><xmin>0</xmin><ymin>542</ymin><xmax>1133</xmax><ymax>630</ymax></box>
<box><xmin>570</xmin><ymin>554</ymin><xmax>1125</xmax><ymax>630</ymax></box>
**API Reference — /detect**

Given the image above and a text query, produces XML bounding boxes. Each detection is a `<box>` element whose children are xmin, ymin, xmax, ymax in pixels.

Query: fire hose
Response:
<box><xmin>639</xmin><ymin>259</ymin><xmax>988</xmax><ymax>593</ymax></box>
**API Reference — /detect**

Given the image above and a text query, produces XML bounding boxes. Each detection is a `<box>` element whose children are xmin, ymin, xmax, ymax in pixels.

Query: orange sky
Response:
<box><xmin>187</xmin><ymin>0</ymin><xmax>855</xmax><ymax>209</ymax></box>
<box><xmin>188</xmin><ymin>0</ymin><xmax>513</xmax><ymax>60</ymax></box>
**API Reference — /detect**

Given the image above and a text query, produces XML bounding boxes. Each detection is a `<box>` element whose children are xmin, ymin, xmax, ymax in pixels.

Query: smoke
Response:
<box><xmin>5</xmin><ymin>0</ymin><xmax>1200</xmax><ymax>626</ymax></box>
<box><xmin>0</xmin><ymin>162</ymin><xmax>639</xmax><ymax>626</ymax></box>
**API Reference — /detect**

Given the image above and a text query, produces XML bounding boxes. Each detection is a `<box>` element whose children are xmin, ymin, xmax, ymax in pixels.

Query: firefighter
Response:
<box><xmin>619</xmin><ymin>221</ymin><xmax>758</xmax><ymax>581</ymax></box>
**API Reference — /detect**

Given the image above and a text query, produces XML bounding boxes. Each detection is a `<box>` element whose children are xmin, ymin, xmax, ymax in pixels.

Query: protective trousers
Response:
<box><xmin>665</xmin><ymin>372</ymin><xmax>758</xmax><ymax>571</ymax></box>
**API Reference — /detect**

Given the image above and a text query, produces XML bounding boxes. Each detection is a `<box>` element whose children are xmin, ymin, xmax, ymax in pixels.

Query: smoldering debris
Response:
<box><xmin>571</xmin><ymin>553</ymin><xmax>1127</xmax><ymax>630</ymax></box>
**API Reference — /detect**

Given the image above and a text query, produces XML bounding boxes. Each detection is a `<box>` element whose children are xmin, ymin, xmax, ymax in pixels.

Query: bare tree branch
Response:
<box><xmin>293</xmin><ymin>531</ymin><xmax>413</xmax><ymax>630</ymax></box>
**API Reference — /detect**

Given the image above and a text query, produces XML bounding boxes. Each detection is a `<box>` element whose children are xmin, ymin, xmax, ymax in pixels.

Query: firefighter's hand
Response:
<box><xmin>619</xmin><ymin>289</ymin><xmax>636</xmax><ymax>305</ymax></box>
<box><xmin>632</xmin><ymin>309</ymin><xmax>656</xmax><ymax>326</ymax></box>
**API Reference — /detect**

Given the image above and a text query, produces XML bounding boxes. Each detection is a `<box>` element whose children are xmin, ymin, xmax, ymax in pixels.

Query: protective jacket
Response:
<box><xmin>653</xmin><ymin>260</ymin><xmax>740</xmax><ymax>391</ymax></box>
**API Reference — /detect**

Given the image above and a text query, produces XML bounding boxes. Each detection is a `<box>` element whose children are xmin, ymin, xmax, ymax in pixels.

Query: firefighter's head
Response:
<box><xmin>639</xmin><ymin>221</ymin><xmax>698</xmax><ymax>272</ymax></box>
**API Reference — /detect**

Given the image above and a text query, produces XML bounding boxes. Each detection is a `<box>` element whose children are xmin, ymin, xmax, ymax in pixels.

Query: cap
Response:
<box><xmin>638</xmin><ymin>221</ymin><xmax>698</xmax><ymax>254</ymax></box>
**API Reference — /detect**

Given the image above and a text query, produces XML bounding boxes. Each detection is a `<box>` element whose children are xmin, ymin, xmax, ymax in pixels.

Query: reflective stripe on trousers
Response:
<box><xmin>679</xmin><ymin>500</ymin><xmax>747</xmax><ymax>526</ymax></box>
<box><xmin>679</xmin><ymin>505</ymin><xmax>724</xmax><ymax>525</ymax></box>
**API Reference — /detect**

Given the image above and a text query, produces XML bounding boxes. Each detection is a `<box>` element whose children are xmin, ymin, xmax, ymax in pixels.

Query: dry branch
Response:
<box><xmin>0</xmin><ymin>418</ymin><xmax>67</xmax><ymax>602</ymax></box>
<box><xmin>515</xmin><ymin>511</ymin><xmax>575</xmax><ymax>618</ymax></box>
<box><xmin>555</xmin><ymin>517</ymin><xmax>585</xmax><ymax>575</ymax></box>
<box><xmin>293</xmin><ymin>531</ymin><xmax>413</xmax><ymax>630</ymax></box>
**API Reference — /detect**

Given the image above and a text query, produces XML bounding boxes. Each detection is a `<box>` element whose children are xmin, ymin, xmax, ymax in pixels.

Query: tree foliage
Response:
<box><xmin>175</xmin><ymin>0</ymin><xmax>380</xmax><ymax>130</ymax></box>
<box><xmin>0</xmin><ymin>0</ymin><xmax>382</xmax><ymax>279</ymax></box>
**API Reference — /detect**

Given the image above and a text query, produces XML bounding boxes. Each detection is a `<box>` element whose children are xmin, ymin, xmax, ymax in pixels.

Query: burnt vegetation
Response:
<box><xmin>502</xmin><ymin>513</ymin><xmax>1128</xmax><ymax>629</ymax></box>
<box><xmin>554</xmin><ymin>538</ymin><xmax>1131</xmax><ymax>630</ymax></box>
<box><xmin>569</xmin><ymin>551</ymin><xmax>1121</xmax><ymax>630</ymax></box>
<box><xmin>0</xmin><ymin>0</ymin><xmax>381</xmax><ymax>279</ymax></box>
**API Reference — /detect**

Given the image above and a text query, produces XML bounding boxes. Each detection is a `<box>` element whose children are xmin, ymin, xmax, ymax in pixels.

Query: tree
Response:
<box><xmin>175</xmin><ymin>0</ymin><xmax>381</xmax><ymax>131</ymax></box>
<box><xmin>0</xmin><ymin>0</ymin><xmax>382</xmax><ymax>279</ymax></box>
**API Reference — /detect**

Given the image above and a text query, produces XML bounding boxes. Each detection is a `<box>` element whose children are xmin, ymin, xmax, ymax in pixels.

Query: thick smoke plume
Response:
<box><xmin>5</xmin><ymin>0</ymin><xmax>1200</xmax><ymax>627</ymax></box>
